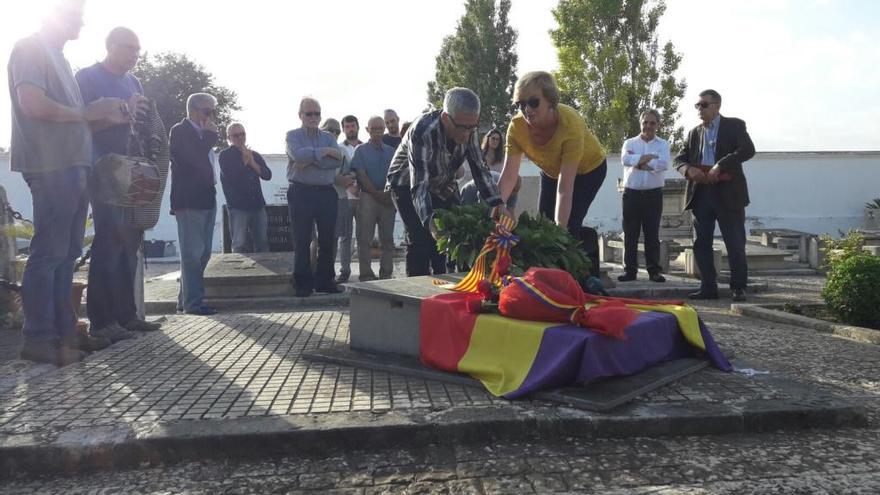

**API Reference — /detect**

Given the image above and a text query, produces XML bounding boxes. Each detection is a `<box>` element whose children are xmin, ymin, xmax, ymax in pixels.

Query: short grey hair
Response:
<box><xmin>443</xmin><ymin>87</ymin><xmax>480</xmax><ymax>119</ymax></box>
<box><xmin>640</xmin><ymin>108</ymin><xmax>661</xmax><ymax>122</ymax></box>
<box><xmin>299</xmin><ymin>97</ymin><xmax>320</xmax><ymax>113</ymax></box>
<box><xmin>186</xmin><ymin>93</ymin><xmax>217</xmax><ymax>113</ymax></box>
<box><xmin>383</xmin><ymin>109</ymin><xmax>398</xmax><ymax>118</ymax></box>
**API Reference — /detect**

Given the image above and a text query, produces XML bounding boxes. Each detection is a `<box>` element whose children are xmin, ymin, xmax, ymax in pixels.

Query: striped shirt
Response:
<box><xmin>386</xmin><ymin>110</ymin><xmax>502</xmax><ymax>228</ymax></box>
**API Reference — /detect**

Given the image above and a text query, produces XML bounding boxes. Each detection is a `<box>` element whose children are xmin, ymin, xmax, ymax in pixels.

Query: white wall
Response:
<box><xmin>2</xmin><ymin>151</ymin><xmax>879</xmax><ymax>251</ymax></box>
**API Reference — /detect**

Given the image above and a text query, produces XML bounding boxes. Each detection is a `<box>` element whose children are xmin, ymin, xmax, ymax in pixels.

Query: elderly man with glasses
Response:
<box><xmin>674</xmin><ymin>89</ymin><xmax>755</xmax><ymax>302</ymax></box>
<box><xmin>169</xmin><ymin>92</ymin><xmax>220</xmax><ymax>315</ymax></box>
<box><xmin>285</xmin><ymin>97</ymin><xmax>344</xmax><ymax>297</ymax></box>
<box><xmin>219</xmin><ymin>122</ymin><xmax>272</xmax><ymax>253</ymax></box>
<box><xmin>386</xmin><ymin>87</ymin><xmax>511</xmax><ymax>277</ymax></box>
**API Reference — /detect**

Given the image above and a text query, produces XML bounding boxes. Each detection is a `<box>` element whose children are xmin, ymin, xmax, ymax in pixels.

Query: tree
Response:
<box><xmin>551</xmin><ymin>0</ymin><xmax>686</xmax><ymax>152</ymax></box>
<box><xmin>427</xmin><ymin>0</ymin><xmax>518</xmax><ymax>131</ymax></box>
<box><xmin>131</xmin><ymin>52</ymin><xmax>241</xmax><ymax>145</ymax></box>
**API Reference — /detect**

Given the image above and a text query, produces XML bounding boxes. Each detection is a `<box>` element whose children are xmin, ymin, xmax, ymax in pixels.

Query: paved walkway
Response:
<box><xmin>1</xmin><ymin>275</ymin><xmax>878</xmax><ymax>493</ymax></box>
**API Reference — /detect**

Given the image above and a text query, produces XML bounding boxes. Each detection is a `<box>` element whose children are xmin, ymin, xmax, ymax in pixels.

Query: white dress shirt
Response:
<box><xmin>620</xmin><ymin>134</ymin><xmax>670</xmax><ymax>190</ymax></box>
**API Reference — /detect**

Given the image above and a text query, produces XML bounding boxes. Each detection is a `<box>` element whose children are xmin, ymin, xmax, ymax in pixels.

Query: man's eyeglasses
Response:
<box><xmin>229</xmin><ymin>132</ymin><xmax>246</xmax><ymax>138</ymax></box>
<box><xmin>694</xmin><ymin>101</ymin><xmax>717</xmax><ymax>109</ymax></box>
<box><xmin>304</xmin><ymin>111</ymin><xmax>321</xmax><ymax>118</ymax></box>
<box><xmin>515</xmin><ymin>98</ymin><xmax>541</xmax><ymax>112</ymax></box>
<box><xmin>448</xmin><ymin>114</ymin><xmax>479</xmax><ymax>132</ymax></box>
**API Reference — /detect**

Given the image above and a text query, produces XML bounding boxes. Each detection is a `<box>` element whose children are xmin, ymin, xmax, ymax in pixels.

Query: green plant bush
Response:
<box><xmin>821</xmin><ymin>252</ymin><xmax>880</xmax><ymax>328</ymax></box>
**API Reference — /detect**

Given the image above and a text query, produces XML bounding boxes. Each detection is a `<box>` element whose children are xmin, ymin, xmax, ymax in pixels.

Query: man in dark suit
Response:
<box><xmin>674</xmin><ymin>89</ymin><xmax>755</xmax><ymax>302</ymax></box>
<box><xmin>169</xmin><ymin>93</ymin><xmax>219</xmax><ymax>315</ymax></box>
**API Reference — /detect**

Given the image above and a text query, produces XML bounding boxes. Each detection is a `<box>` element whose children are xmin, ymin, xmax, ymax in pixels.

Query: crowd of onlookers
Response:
<box><xmin>7</xmin><ymin>1</ymin><xmax>754</xmax><ymax>366</ymax></box>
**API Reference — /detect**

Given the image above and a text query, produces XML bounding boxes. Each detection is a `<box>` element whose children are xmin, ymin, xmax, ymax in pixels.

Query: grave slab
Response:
<box><xmin>304</xmin><ymin>345</ymin><xmax>711</xmax><ymax>412</ymax></box>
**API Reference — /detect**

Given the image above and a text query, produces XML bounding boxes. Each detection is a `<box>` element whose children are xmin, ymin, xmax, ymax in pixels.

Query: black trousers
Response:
<box><xmin>538</xmin><ymin>160</ymin><xmax>607</xmax><ymax>234</ymax></box>
<box><xmin>621</xmin><ymin>187</ymin><xmax>663</xmax><ymax>276</ymax></box>
<box><xmin>539</xmin><ymin>160</ymin><xmax>606</xmax><ymax>277</ymax></box>
<box><xmin>288</xmin><ymin>183</ymin><xmax>337</xmax><ymax>291</ymax></box>
<box><xmin>691</xmin><ymin>186</ymin><xmax>748</xmax><ymax>291</ymax></box>
<box><xmin>392</xmin><ymin>186</ymin><xmax>455</xmax><ymax>277</ymax></box>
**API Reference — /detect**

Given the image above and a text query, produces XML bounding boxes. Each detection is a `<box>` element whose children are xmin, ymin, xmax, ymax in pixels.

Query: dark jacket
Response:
<box><xmin>169</xmin><ymin>119</ymin><xmax>218</xmax><ymax>212</ymax></box>
<box><xmin>219</xmin><ymin>146</ymin><xmax>271</xmax><ymax>210</ymax></box>
<box><xmin>674</xmin><ymin>116</ymin><xmax>755</xmax><ymax>210</ymax></box>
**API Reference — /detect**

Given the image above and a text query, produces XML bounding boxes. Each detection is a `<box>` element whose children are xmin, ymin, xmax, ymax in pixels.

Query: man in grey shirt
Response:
<box><xmin>8</xmin><ymin>0</ymin><xmax>130</xmax><ymax>366</ymax></box>
<box><xmin>285</xmin><ymin>97</ymin><xmax>344</xmax><ymax>297</ymax></box>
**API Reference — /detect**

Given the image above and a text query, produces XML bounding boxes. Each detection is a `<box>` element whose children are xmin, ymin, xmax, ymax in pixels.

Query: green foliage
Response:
<box><xmin>821</xmin><ymin>231</ymin><xmax>865</xmax><ymax>270</ymax></box>
<box><xmin>435</xmin><ymin>204</ymin><xmax>494</xmax><ymax>268</ymax></box>
<box><xmin>434</xmin><ymin>205</ymin><xmax>591</xmax><ymax>279</ymax></box>
<box><xmin>550</xmin><ymin>0</ymin><xmax>686</xmax><ymax>152</ymax></box>
<box><xmin>427</xmin><ymin>0</ymin><xmax>518</xmax><ymax>131</ymax></box>
<box><xmin>132</xmin><ymin>52</ymin><xmax>241</xmax><ymax>145</ymax></box>
<box><xmin>510</xmin><ymin>211</ymin><xmax>592</xmax><ymax>279</ymax></box>
<box><xmin>821</xmin><ymin>253</ymin><xmax>880</xmax><ymax>328</ymax></box>
<box><xmin>865</xmin><ymin>198</ymin><xmax>880</xmax><ymax>209</ymax></box>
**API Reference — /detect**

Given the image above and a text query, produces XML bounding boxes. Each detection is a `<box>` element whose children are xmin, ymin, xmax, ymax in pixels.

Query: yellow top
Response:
<box><xmin>506</xmin><ymin>103</ymin><xmax>605</xmax><ymax>178</ymax></box>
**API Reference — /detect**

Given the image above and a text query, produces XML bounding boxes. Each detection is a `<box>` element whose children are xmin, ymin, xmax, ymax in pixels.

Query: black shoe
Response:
<box><xmin>335</xmin><ymin>274</ymin><xmax>350</xmax><ymax>283</ymax></box>
<box><xmin>649</xmin><ymin>273</ymin><xmax>666</xmax><ymax>283</ymax></box>
<box><xmin>688</xmin><ymin>289</ymin><xmax>719</xmax><ymax>300</ymax></box>
<box><xmin>63</xmin><ymin>333</ymin><xmax>111</xmax><ymax>353</ymax></box>
<box><xmin>315</xmin><ymin>284</ymin><xmax>344</xmax><ymax>294</ymax></box>
<box><xmin>20</xmin><ymin>341</ymin><xmax>86</xmax><ymax>366</ymax></box>
<box><xmin>731</xmin><ymin>288</ymin><xmax>747</xmax><ymax>302</ymax></box>
<box><xmin>295</xmin><ymin>288</ymin><xmax>312</xmax><ymax>298</ymax></box>
<box><xmin>617</xmin><ymin>273</ymin><xmax>637</xmax><ymax>282</ymax></box>
<box><xmin>185</xmin><ymin>306</ymin><xmax>218</xmax><ymax>316</ymax></box>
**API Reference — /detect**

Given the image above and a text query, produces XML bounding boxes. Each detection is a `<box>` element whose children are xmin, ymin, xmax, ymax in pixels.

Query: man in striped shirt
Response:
<box><xmin>386</xmin><ymin>87</ymin><xmax>510</xmax><ymax>276</ymax></box>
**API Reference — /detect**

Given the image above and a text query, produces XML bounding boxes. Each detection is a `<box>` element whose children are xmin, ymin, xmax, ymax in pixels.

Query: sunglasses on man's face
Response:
<box><xmin>694</xmin><ymin>101</ymin><xmax>716</xmax><ymax>109</ymax></box>
<box><xmin>516</xmin><ymin>97</ymin><xmax>541</xmax><ymax>112</ymax></box>
<box><xmin>304</xmin><ymin>111</ymin><xmax>321</xmax><ymax>118</ymax></box>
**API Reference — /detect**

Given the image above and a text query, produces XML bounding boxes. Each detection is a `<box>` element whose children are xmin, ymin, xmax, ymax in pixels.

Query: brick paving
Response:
<box><xmin>1</xmin><ymin>274</ymin><xmax>878</xmax><ymax>493</ymax></box>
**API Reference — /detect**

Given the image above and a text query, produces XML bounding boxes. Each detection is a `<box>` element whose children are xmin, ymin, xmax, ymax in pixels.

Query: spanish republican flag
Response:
<box><xmin>420</xmin><ymin>269</ymin><xmax>732</xmax><ymax>399</ymax></box>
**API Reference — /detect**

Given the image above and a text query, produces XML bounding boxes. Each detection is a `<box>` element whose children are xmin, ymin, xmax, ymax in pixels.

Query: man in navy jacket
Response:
<box><xmin>169</xmin><ymin>93</ymin><xmax>219</xmax><ymax>315</ymax></box>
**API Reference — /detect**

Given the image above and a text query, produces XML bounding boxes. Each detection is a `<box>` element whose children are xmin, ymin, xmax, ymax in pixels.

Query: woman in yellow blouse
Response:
<box><xmin>498</xmin><ymin>71</ymin><xmax>607</xmax><ymax>236</ymax></box>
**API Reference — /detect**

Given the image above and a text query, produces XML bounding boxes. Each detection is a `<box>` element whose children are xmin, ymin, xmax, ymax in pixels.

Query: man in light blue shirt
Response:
<box><xmin>351</xmin><ymin>116</ymin><xmax>397</xmax><ymax>281</ymax></box>
<box><xmin>285</xmin><ymin>97</ymin><xmax>344</xmax><ymax>297</ymax></box>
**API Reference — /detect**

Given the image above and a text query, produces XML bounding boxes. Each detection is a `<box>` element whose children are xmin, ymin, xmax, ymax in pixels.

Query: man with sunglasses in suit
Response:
<box><xmin>386</xmin><ymin>87</ymin><xmax>512</xmax><ymax>276</ymax></box>
<box><xmin>674</xmin><ymin>89</ymin><xmax>755</xmax><ymax>302</ymax></box>
<box><xmin>169</xmin><ymin>92</ymin><xmax>219</xmax><ymax>315</ymax></box>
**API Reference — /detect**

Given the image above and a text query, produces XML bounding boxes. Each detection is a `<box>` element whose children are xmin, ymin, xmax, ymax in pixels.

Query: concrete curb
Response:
<box><xmin>609</xmin><ymin>282</ymin><xmax>768</xmax><ymax>299</ymax></box>
<box><xmin>145</xmin><ymin>292</ymin><xmax>350</xmax><ymax>315</ymax></box>
<box><xmin>0</xmin><ymin>379</ymin><xmax>866</xmax><ymax>477</ymax></box>
<box><xmin>731</xmin><ymin>304</ymin><xmax>880</xmax><ymax>345</ymax></box>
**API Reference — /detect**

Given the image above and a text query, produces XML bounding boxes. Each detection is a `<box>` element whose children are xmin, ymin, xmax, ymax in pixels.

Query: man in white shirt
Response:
<box><xmin>335</xmin><ymin>115</ymin><xmax>362</xmax><ymax>282</ymax></box>
<box><xmin>618</xmin><ymin>109</ymin><xmax>670</xmax><ymax>283</ymax></box>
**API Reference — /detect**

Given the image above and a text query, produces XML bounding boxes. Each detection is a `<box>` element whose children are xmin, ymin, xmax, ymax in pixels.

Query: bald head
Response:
<box><xmin>104</xmin><ymin>26</ymin><xmax>140</xmax><ymax>75</ymax></box>
<box><xmin>366</xmin><ymin>115</ymin><xmax>386</xmax><ymax>144</ymax></box>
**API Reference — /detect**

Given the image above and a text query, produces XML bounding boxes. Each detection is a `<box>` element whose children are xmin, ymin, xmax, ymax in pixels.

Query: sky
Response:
<box><xmin>0</xmin><ymin>0</ymin><xmax>878</xmax><ymax>153</ymax></box>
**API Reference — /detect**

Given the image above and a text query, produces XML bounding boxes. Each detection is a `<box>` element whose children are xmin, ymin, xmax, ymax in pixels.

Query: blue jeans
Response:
<box><xmin>20</xmin><ymin>166</ymin><xmax>90</xmax><ymax>343</ymax></box>
<box><xmin>87</xmin><ymin>201</ymin><xmax>142</xmax><ymax>329</ymax></box>
<box><xmin>228</xmin><ymin>207</ymin><xmax>268</xmax><ymax>253</ymax></box>
<box><xmin>175</xmin><ymin>208</ymin><xmax>216</xmax><ymax>312</ymax></box>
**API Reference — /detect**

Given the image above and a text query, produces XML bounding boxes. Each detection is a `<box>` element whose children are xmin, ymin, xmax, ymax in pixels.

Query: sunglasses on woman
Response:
<box><xmin>515</xmin><ymin>97</ymin><xmax>541</xmax><ymax>112</ymax></box>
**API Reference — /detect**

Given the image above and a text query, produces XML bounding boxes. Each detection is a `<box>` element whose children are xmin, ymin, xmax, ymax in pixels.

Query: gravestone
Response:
<box><xmin>221</xmin><ymin>204</ymin><xmax>293</xmax><ymax>253</ymax></box>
